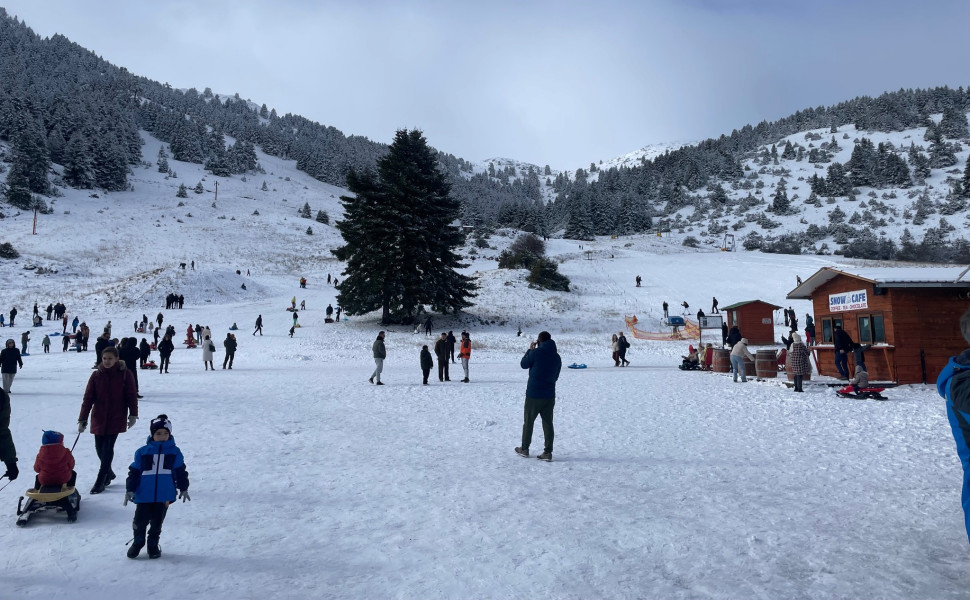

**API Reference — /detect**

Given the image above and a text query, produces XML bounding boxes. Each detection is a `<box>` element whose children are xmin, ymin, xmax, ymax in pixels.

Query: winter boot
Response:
<box><xmin>514</xmin><ymin>447</ymin><xmax>529</xmax><ymax>457</ymax></box>
<box><xmin>89</xmin><ymin>473</ymin><xmax>106</xmax><ymax>495</ymax></box>
<box><xmin>147</xmin><ymin>536</ymin><xmax>162</xmax><ymax>559</ymax></box>
<box><xmin>128</xmin><ymin>526</ymin><xmax>146</xmax><ymax>558</ymax></box>
<box><xmin>536</xmin><ymin>452</ymin><xmax>553</xmax><ymax>462</ymax></box>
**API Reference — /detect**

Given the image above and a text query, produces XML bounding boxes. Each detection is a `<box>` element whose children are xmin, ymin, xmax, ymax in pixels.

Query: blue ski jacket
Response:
<box><xmin>936</xmin><ymin>349</ymin><xmax>970</xmax><ymax>546</ymax></box>
<box><xmin>520</xmin><ymin>339</ymin><xmax>562</xmax><ymax>400</ymax></box>
<box><xmin>126</xmin><ymin>435</ymin><xmax>189</xmax><ymax>504</ymax></box>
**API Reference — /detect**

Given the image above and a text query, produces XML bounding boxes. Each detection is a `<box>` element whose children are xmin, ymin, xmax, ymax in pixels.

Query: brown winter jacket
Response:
<box><xmin>786</xmin><ymin>342</ymin><xmax>812</xmax><ymax>376</ymax></box>
<box><xmin>78</xmin><ymin>361</ymin><xmax>138</xmax><ymax>434</ymax></box>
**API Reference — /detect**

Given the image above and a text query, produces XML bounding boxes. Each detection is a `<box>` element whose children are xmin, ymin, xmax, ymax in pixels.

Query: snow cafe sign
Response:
<box><xmin>829</xmin><ymin>289</ymin><xmax>868</xmax><ymax>312</ymax></box>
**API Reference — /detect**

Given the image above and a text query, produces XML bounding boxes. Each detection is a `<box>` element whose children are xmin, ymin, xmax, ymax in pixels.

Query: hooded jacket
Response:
<box><xmin>34</xmin><ymin>439</ymin><xmax>75</xmax><ymax>486</ymax></box>
<box><xmin>420</xmin><ymin>347</ymin><xmax>434</xmax><ymax>370</ymax></box>
<box><xmin>78</xmin><ymin>360</ymin><xmax>138</xmax><ymax>434</ymax></box>
<box><xmin>126</xmin><ymin>434</ymin><xmax>189</xmax><ymax>504</ymax></box>
<box><xmin>0</xmin><ymin>341</ymin><xmax>23</xmax><ymax>374</ymax></box>
<box><xmin>936</xmin><ymin>349</ymin><xmax>970</xmax><ymax>545</ymax></box>
<box><xmin>786</xmin><ymin>341</ymin><xmax>812</xmax><ymax>376</ymax></box>
<box><xmin>520</xmin><ymin>339</ymin><xmax>562</xmax><ymax>400</ymax></box>
<box><xmin>730</xmin><ymin>338</ymin><xmax>755</xmax><ymax>362</ymax></box>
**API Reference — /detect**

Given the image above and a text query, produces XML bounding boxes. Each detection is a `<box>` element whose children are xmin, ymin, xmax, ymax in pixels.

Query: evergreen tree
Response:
<box><xmin>939</xmin><ymin>104</ymin><xmax>970</xmax><ymax>139</ymax></box>
<box><xmin>176</xmin><ymin>183</ymin><xmax>188</xmax><ymax>198</ymax></box>
<box><xmin>194</xmin><ymin>181</ymin><xmax>204</xmax><ymax>194</ymax></box>
<box><xmin>770</xmin><ymin>178</ymin><xmax>791</xmax><ymax>213</ymax></box>
<box><xmin>62</xmin><ymin>133</ymin><xmax>95</xmax><ymax>189</ymax></box>
<box><xmin>332</xmin><ymin>129</ymin><xmax>476</xmax><ymax>324</ymax></box>
<box><xmin>847</xmin><ymin>138</ymin><xmax>876</xmax><ymax>187</ymax></box>
<box><xmin>315</xmin><ymin>210</ymin><xmax>330</xmax><ymax>224</ymax></box>
<box><xmin>961</xmin><ymin>157</ymin><xmax>970</xmax><ymax>198</ymax></box>
<box><xmin>300</xmin><ymin>202</ymin><xmax>312</xmax><ymax>218</ymax></box>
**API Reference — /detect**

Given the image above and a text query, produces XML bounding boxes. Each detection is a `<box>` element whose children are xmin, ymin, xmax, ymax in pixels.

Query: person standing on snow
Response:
<box><xmin>936</xmin><ymin>308</ymin><xmax>970</xmax><ymax>547</ymax></box>
<box><xmin>730</xmin><ymin>337</ymin><xmax>755</xmax><ymax>383</ymax></box>
<box><xmin>434</xmin><ymin>333</ymin><xmax>450</xmax><ymax>382</ymax></box>
<box><xmin>0</xmin><ymin>387</ymin><xmax>18</xmax><ymax>482</ymax></box>
<box><xmin>223</xmin><ymin>333</ymin><xmax>237</xmax><ymax>369</ymax></box>
<box><xmin>253</xmin><ymin>314</ymin><xmax>263</xmax><ymax>336</ymax></box>
<box><xmin>515</xmin><ymin>331</ymin><xmax>562</xmax><ymax>462</ymax></box>
<box><xmin>458</xmin><ymin>332</ymin><xmax>472</xmax><ymax>383</ymax></box>
<box><xmin>369</xmin><ymin>331</ymin><xmax>386</xmax><ymax>385</ymax></box>
<box><xmin>786</xmin><ymin>333</ymin><xmax>811</xmax><ymax>393</ymax></box>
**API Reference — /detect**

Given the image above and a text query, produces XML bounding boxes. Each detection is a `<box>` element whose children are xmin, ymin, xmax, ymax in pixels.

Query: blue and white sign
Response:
<box><xmin>829</xmin><ymin>289</ymin><xmax>868</xmax><ymax>312</ymax></box>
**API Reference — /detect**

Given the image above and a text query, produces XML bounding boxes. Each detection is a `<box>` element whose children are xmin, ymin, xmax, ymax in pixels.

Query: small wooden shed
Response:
<box><xmin>787</xmin><ymin>266</ymin><xmax>970</xmax><ymax>383</ymax></box>
<box><xmin>721</xmin><ymin>300</ymin><xmax>781</xmax><ymax>345</ymax></box>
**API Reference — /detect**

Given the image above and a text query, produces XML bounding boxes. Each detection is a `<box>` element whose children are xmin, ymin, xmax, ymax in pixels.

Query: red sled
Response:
<box><xmin>184</xmin><ymin>339</ymin><xmax>197</xmax><ymax>348</ymax></box>
<box><xmin>836</xmin><ymin>386</ymin><xmax>887</xmax><ymax>400</ymax></box>
<box><xmin>141</xmin><ymin>361</ymin><xmax>158</xmax><ymax>370</ymax></box>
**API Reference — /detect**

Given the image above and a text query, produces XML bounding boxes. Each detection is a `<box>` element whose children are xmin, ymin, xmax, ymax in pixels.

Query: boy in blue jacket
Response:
<box><xmin>125</xmin><ymin>414</ymin><xmax>190</xmax><ymax>559</ymax></box>
<box><xmin>937</xmin><ymin>308</ymin><xmax>970</xmax><ymax>546</ymax></box>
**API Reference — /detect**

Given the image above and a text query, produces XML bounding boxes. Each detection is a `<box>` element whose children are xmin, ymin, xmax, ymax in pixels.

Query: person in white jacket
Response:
<box><xmin>730</xmin><ymin>337</ymin><xmax>755</xmax><ymax>382</ymax></box>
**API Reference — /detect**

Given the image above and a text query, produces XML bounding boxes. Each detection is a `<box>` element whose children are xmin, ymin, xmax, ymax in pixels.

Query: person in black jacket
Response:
<box><xmin>447</xmin><ymin>331</ymin><xmax>457</xmax><ymax>363</ymax></box>
<box><xmin>420</xmin><ymin>345</ymin><xmax>433</xmax><ymax>385</ymax></box>
<box><xmin>9</xmin><ymin>307</ymin><xmax>16</xmax><ymax>327</ymax></box>
<box><xmin>157</xmin><ymin>335</ymin><xmax>175</xmax><ymax>374</ymax></box>
<box><xmin>434</xmin><ymin>333</ymin><xmax>450</xmax><ymax>381</ymax></box>
<box><xmin>139</xmin><ymin>338</ymin><xmax>151</xmax><ymax>367</ymax></box>
<box><xmin>726</xmin><ymin>325</ymin><xmax>742</xmax><ymax>349</ymax></box>
<box><xmin>832</xmin><ymin>325</ymin><xmax>854</xmax><ymax>379</ymax></box>
<box><xmin>253</xmin><ymin>315</ymin><xmax>263</xmax><ymax>336</ymax></box>
<box><xmin>617</xmin><ymin>332</ymin><xmax>631</xmax><ymax>367</ymax></box>
<box><xmin>119</xmin><ymin>338</ymin><xmax>142</xmax><ymax>398</ymax></box>
<box><xmin>223</xmin><ymin>333</ymin><xmax>237</xmax><ymax>369</ymax></box>
<box><xmin>0</xmin><ymin>387</ymin><xmax>17</xmax><ymax>481</ymax></box>
<box><xmin>1</xmin><ymin>339</ymin><xmax>24</xmax><ymax>394</ymax></box>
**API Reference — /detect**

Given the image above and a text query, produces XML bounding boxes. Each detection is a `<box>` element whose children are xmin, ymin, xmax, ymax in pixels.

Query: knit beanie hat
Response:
<box><xmin>42</xmin><ymin>430</ymin><xmax>63</xmax><ymax>445</ymax></box>
<box><xmin>150</xmin><ymin>414</ymin><xmax>172</xmax><ymax>434</ymax></box>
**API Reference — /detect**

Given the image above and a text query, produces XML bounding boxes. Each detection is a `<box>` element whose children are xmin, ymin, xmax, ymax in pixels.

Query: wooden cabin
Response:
<box><xmin>787</xmin><ymin>266</ymin><xmax>970</xmax><ymax>384</ymax></box>
<box><xmin>720</xmin><ymin>300</ymin><xmax>781</xmax><ymax>345</ymax></box>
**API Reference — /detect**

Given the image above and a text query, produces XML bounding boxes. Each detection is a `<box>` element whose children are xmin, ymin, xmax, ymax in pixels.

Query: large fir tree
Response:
<box><xmin>332</xmin><ymin>129</ymin><xmax>476</xmax><ymax>324</ymax></box>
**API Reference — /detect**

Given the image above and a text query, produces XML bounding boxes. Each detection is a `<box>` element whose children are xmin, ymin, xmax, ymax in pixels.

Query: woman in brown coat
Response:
<box><xmin>785</xmin><ymin>332</ymin><xmax>812</xmax><ymax>393</ymax></box>
<box><xmin>77</xmin><ymin>346</ymin><xmax>138</xmax><ymax>494</ymax></box>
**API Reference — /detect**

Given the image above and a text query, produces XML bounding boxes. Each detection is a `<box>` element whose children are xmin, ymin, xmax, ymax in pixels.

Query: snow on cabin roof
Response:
<box><xmin>719</xmin><ymin>299</ymin><xmax>783</xmax><ymax>310</ymax></box>
<box><xmin>787</xmin><ymin>266</ymin><xmax>970</xmax><ymax>299</ymax></box>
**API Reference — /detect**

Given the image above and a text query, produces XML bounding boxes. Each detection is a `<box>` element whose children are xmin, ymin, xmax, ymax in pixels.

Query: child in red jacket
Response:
<box><xmin>33</xmin><ymin>430</ymin><xmax>77</xmax><ymax>521</ymax></box>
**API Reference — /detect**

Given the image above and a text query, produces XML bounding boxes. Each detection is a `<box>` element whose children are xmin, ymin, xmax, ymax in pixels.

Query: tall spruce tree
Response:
<box><xmin>332</xmin><ymin>129</ymin><xmax>476</xmax><ymax>324</ymax></box>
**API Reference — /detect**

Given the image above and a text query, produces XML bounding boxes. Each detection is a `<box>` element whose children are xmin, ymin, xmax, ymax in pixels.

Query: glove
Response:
<box><xmin>3</xmin><ymin>461</ymin><xmax>17</xmax><ymax>481</ymax></box>
<box><xmin>179</xmin><ymin>489</ymin><xmax>191</xmax><ymax>502</ymax></box>
<box><xmin>124</xmin><ymin>491</ymin><xmax>135</xmax><ymax>506</ymax></box>
<box><xmin>78</xmin><ymin>421</ymin><xmax>87</xmax><ymax>433</ymax></box>
<box><xmin>127</xmin><ymin>415</ymin><xmax>138</xmax><ymax>429</ymax></box>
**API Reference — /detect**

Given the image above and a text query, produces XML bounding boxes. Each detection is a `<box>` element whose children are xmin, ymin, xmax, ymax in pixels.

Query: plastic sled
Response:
<box><xmin>836</xmin><ymin>386</ymin><xmax>887</xmax><ymax>400</ymax></box>
<box><xmin>141</xmin><ymin>361</ymin><xmax>158</xmax><ymax>370</ymax></box>
<box><xmin>678</xmin><ymin>361</ymin><xmax>702</xmax><ymax>371</ymax></box>
<box><xmin>17</xmin><ymin>484</ymin><xmax>80</xmax><ymax>526</ymax></box>
<box><xmin>567</xmin><ymin>363</ymin><xmax>587</xmax><ymax>369</ymax></box>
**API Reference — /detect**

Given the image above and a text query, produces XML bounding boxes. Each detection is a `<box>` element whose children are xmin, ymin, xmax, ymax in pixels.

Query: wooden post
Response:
<box><xmin>214</xmin><ymin>180</ymin><xmax>219</xmax><ymax>203</ymax></box>
<box><xmin>32</xmin><ymin>207</ymin><xmax>37</xmax><ymax>234</ymax></box>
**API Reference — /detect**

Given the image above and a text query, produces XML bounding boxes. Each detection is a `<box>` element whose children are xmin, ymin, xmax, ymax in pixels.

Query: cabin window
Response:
<box><xmin>858</xmin><ymin>313</ymin><xmax>885</xmax><ymax>343</ymax></box>
<box><xmin>821</xmin><ymin>317</ymin><xmax>843</xmax><ymax>343</ymax></box>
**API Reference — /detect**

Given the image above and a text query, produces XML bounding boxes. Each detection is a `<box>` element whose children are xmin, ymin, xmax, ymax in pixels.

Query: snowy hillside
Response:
<box><xmin>0</xmin><ymin>129</ymin><xmax>967</xmax><ymax>598</ymax></box>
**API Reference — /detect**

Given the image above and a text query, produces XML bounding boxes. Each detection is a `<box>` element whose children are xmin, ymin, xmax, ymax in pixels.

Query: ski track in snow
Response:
<box><xmin>0</xmin><ymin>131</ymin><xmax>966</xmax><ymax>599</ymax></box>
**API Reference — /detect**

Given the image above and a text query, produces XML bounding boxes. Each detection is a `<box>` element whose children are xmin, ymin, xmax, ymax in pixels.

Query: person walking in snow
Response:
<box><xmin>635</xmin><ymin>275</ymin><xmax>641</xmax><ymax>287</ymax></box>
<box><xmin>369</xmin><ymin>331</ymin><xmax>386</xmax><ymax>385</ymax></box>
<box><xmin>936</xmin><ymin>307</ymin><xmax>970</xmax><ymax>547</ymax></box>
<box><xmin>77</xmin><ymin>346</ymin><xmax>138</xmax><ymax>494</ymax></box>
<box><xmin>72</xmin><ymin>316</ymin><xmax>80</xmax><ymax>333</ymax></box>
<box><xmin>41</xmin><ymin>334</ymin><xmax>50</xmax><ymax>354</ymax></box>
<box><xmin>424</xmin><ymin>316</ymin><xmax>434</xmax><ymax>337</ymax></box>
<box><xmin>20</xmin><ymin>331</ymin><xmax>29</xmax><ymax>355</ymax></box>
<box><xmin>124</xmin><ymin>414</ymin><xmax>190</xmax><ymax>559</ymax></box>
<box><xmin>617</xmin><ymin>332</ymin><xmax>631</xmax><ymax>367</ymax></box>
<box><xmin>157</xmin><ymin>335</ymin><xmax>174</xmax><ymax>374</ymax></box>
<box><xmin>833</xmin><ymin>325</ymin><xmax>854</xmax><ymax>380</ymax></box>
<box><xmin>326</xmin><ymin>304</ymin><xmax>334</xmax><ymax>322</ymax></box>
<box><xmin>253</xmin><ymin>314</ymin><xmax>263</xmax><ymax>336</ymax></box>
<box><xmin>447</xmin><ymin>331</ymin><xmax>457</xmax><ymax>363</ymax></box>
<box><xmin>223</xmin><ymin>333</ymin><xmax>236</xmax><ymax>369</ymax></box>
<box><xmin>9</xmin><ymin>307</ymin><xmax>17</xmax><ymax>327</ymax></box>
<box><xmin>201</xmin><ymin>335</ymin><xmax>215</xmax><ymax>371</ymax></box>
<box><xmin>0</xmin><ymin>387</ymin><xmax>17</xmax><ymax>482</ymax></box>
<box><xmin>1</xmin><ymin>339</ymin><xmax>24</xmax><ymax>394</ymax></box>
<box><xmin>515</xmin><ymin>331</ymin><xmax>562</xmax><ymax>462</ymax></box>
<box><xmin>662</xmin><ymin>301</ymin><xmax>668</xmax><ymax>319</ymax></box>
<box><xmin>139</xmin><ymin>338</ymin><xmax>151</xmax><ymax>367</ymax></box>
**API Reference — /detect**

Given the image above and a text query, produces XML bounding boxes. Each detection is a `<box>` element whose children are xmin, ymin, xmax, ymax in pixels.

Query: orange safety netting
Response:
<box><xmin>624</xmin><ymin>315</ymin><xmax>700</xmax><ymax>341</ymax></box>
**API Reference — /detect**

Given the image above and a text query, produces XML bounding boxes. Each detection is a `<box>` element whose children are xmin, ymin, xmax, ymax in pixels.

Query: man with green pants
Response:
<box><xmin>515</xmin><ymin>331</ymin><xmax>562</xmax><ymax>462</ymax></box>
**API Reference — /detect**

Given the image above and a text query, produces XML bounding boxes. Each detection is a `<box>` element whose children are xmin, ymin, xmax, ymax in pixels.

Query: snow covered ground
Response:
<box><xmin>0</xmin><ymin>134</ymin><xmax>967</xmax><ymax>599</ymax></box>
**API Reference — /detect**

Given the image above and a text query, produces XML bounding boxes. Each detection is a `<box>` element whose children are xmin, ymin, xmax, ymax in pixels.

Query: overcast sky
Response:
<box><xmin>4</xmin><ymin>0</ymin><xmax>970</xmax><ymax>169</ymax></box>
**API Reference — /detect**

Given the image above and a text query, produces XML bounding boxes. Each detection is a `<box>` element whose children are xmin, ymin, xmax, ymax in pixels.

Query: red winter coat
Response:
<box><xmin>78</xmin><ymin>361</ymin><xmax>138</xmax><ymax>434</ymax></box>
<box><xmin>34</xmin><ymin>444</ymin><xmax>75</xmax><ymax>486</ymax></box>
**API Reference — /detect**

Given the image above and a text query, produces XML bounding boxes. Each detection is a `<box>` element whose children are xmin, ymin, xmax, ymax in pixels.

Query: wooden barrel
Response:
<box><xmin>755</xmin><ymin>349</ymin><xmax>777</xmax><ymax>378</ymax></box>
<box><xmin>713</xmin><ymin>349</ymin><xmax>731</xmax><ymax>372</ymax></box>
<box><xmin>744</xmin><ymin>357</ymin><xmax>757</xmax><ymax>377</ymax></box>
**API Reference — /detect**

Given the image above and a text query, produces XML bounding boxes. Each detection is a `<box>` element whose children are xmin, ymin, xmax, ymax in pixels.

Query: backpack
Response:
<box><xmin>208</xmin><ymin>342</ymin><xmax>215</xmax><ymax>352</ymax></box>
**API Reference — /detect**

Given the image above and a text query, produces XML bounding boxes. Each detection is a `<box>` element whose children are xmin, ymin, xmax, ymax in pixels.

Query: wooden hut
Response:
<box><xmin>787</xmin><ymin>266</ymin><xmax>970</xmax><ymax>384</ymax></box>
<box><xmin>721</xmin><ymin>300</ymin><xmax>781</xmax><ymax>345</ymax></box>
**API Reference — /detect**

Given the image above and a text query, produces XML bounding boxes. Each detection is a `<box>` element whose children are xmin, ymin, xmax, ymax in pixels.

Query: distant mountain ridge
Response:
<box><xmin>1</xmin><ymin>8</ymin><xmax>969</xmax><ymax>262</ymax></box>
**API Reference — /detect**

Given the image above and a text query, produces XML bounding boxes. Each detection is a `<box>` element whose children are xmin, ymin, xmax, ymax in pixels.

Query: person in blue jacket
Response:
<box><xmin>515</xmin><ymin>331</ymin><xmax>562</xmax><ymax>462</ymax></box>
<box><xmin>124</xmin><ymin>414</ymin><xmax>190</xmax><ymax>559</ymax></box>
<box><xmin>937</xmin><ymin>308</ymin><xmax>970</xmax><ymax>547</ymax></box>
